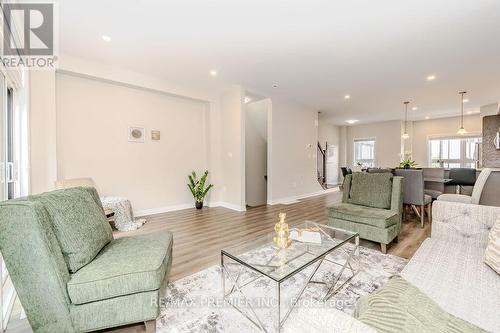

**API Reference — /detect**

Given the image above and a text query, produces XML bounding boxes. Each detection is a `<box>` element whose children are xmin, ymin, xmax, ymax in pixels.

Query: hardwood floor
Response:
<box><xmin>7</xmin><ymin>190</ymin><xmax>431</xmax><ymax>333</ymax></box>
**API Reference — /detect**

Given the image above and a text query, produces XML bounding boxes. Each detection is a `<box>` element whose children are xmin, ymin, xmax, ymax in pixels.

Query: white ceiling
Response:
<box><xmin>58</xmin><ymin>0</ymin><xmax>500</xmax><ymax>124</ymax></box>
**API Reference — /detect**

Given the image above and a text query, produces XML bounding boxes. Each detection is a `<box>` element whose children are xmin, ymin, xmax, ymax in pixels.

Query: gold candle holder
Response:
<box><xmin>273</xmin><ymin>212</ymin><xmax>291</xmax><ymax>249</ymax></box>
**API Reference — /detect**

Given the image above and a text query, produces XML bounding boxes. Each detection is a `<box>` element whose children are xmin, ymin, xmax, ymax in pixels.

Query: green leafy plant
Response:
<box><xmin>188</xmin><ymin>170</ymin><xmax>214</xmax><ymax>203</ymax></box>
<box><xmin>399</xmin><ymin>159</ymin><xmax>418</xmax><ymax>168</ymax></box>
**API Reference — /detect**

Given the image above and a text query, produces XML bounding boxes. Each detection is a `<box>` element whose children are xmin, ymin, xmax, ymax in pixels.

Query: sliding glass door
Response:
<box><xmin>0</xmin><ymin>72</ymin><xmax>20</xmax><ymax>331</ymax></box>
<box><xmin>0</xmin><ymin>72</ymin><xmax>5</xmax><ymax>202</ymax></box>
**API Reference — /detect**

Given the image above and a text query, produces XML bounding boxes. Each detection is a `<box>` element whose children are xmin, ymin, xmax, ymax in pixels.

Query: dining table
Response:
<box><xmin>424</xmin><ymin>177</ymin><xmax>453</xmax><ymax>183</ymax></box>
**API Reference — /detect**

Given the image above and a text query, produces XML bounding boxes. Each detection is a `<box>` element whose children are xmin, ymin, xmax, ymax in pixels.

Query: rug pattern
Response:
<box><xmin>157</xmin><ymin>245</ymin><xmax>407</xmax><ymax>332</ymax></box>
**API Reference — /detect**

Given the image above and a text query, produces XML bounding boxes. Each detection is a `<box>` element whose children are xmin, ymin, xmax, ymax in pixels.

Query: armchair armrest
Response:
<box><xmin>436</xmin><ymin>194</ymin><xmax>472</xmax><ymax>204</ymax></box>
<box><xmin>390</xmin><ymin>176</ymin><xmax>404</xmax><ymax>214</ymax></box>
<box><xmin>342</xmin><ymin>174</ymin><xmax>352</xmax><ymax>203</ymax></box>
<box><xmin>432</xmin><ymin>200</ymin><xmax>500</xmax><ymax>247</ymax></box>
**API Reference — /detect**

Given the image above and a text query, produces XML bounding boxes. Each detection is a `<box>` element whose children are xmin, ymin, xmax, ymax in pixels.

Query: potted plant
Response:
<box><xmin>399</xmin><ymin>159</ymin><xmax>418</xmax><ymax>169</ymax></box>
<box><xmin>188</xmin><ymin>170</ymin><xmax>214</xmax><ymax>209</ymax></box>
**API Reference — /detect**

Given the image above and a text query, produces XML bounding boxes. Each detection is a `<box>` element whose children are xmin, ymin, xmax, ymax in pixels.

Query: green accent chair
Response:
<box><xmin>0</xmin><ymin>187</ymin><xmax>172</xmax><ymax>333</ymax></box>
<box><xmin>326</xmin><ymin>172</ymin><xmax>403</xmax><ymax>253</ymax></box>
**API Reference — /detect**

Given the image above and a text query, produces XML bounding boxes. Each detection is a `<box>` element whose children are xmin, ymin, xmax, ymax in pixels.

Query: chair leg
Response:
<box><xmin>412</xmin><ymin>205</ymin><xmax>421</xmax><ymax>218</ymax></box>
<box><xmin>380</xmin><ymin>243</ymin><xmax>387</xmax><ymax>254</ymax></box>
<box><xmin>420</xmin><ymin>205</ymin><xmax>425</xmax><ymax>228</ymax></box>
<box><xmin>145</xmin><ymin>320</ymin><xmax>156</xmax><ymax>333</ymax></box>
<box><xmin>427</xmin><ymin>203</ymin><xmax>432</xmax><ymax>224</ymax></box>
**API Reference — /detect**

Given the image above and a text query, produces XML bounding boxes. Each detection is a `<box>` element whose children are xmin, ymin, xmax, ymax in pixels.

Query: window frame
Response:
<box><xmin>427</xmin><ymin>133</ymin><xmax>482</xmax><ymax>168</ymax></box>
<box><xmin>353</xmin><ymin>137</ymin><xmax>376</xmax><ymax>167</ymax></box>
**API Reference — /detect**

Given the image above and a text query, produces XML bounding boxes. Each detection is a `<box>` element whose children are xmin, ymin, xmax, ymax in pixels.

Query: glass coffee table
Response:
<box><xmin>220</xmin><ymin>221</ymin><xmax>360</xmax><ymax>332</ymax></box>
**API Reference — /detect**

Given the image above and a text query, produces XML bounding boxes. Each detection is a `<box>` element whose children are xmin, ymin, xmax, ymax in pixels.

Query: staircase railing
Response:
<box><xmin>317</xmin><ymin>142</ymin><xmax>326</xmax><ymax>188</ymax></box>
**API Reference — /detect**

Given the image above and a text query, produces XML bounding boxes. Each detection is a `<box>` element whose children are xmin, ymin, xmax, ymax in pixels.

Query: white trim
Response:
<box><xmin>427</xmin><ymin>131</ymin><xmax>481</xmax><ymax>140</ymax></box>
<box><xmin>134</xmin><ymin>201</ymin><xmax>247</xmax><ymax>217</ymax></box>
<box><xmin>267</xmin><ymin>187</ymin><xmax>340</xmax><ymax>205</ymax></box>
<box><xmin>426</xmin><ymin>134</ymin><xmax>482</xmax><ymax>168</ymax></box>
<box><xmin>353</xmin><ymin>137</ymin><xmax>376</xmax><ymax>167</ymax></box>
<box><xmin>207</xmin><ymin>201</ymin><xmax>247</xmax><ymax>212</ymax></box>
<box><xmin>134</xmin><ymin>203</ymin><xmax>194</xmax><ymax>217</ymax></box>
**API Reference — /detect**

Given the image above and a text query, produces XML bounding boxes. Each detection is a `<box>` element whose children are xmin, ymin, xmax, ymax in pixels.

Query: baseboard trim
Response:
<box><xmin>267</xmin><ymin>187</ymin><xmax>340</xmax><ymax>205</ymax></box>
<box><xmin>207</xmin><ymin>201</ymin><xmax>247</xmax><ymax>212</ymax></box>
<box><xmin>134</xmin><ymin>189</ymin><xmax>337</xmax><ymax>216</ymax></box>
<box><xmin>135</xmin><ymin>203</ymin><xmax>194</xmax><ymax>217</ymax></box>
<box><xmin>135</xmin><ymin>201</ymin><xmax>246</xmax><ymax>217</ymax></box>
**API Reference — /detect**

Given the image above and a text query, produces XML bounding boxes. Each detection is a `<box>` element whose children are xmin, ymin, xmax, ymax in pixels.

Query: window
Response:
<box><xmin>429</xmin><ymin>136</ymin><xmax>481</xmax><ymax>168</ymax></box>
<box><xmin>354</xmin><ymin>138</ymin><xmax>375</xmax><ymax>167</ymax></box>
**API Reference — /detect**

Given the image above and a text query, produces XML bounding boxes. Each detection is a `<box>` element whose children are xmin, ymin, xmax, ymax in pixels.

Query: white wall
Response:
<box><xmin>269</xmin><ymin>98</ymin><xmax>322</xmax><ymax>203</ymax></box>
<box><xmin>346</xmin><ymin>120</ymin><xmax>401</xmax><ymax>168</ymax></box>
<box><xmin>29</xmin><ymin>70</ymin><xmax>57</xmax><ymax>194</ymax></box>
<box><xmin>411</xmin><ymin>115</ymin><xmax>482</xmax><ymax>166</ymax></box>
<box><xmin>56</xmin><ymin>72</ymin><xmax>209</xmax><ymax>213</ymax></box>
<box><xmin>245</xmin><ymin>99</ymin><xmax>269</xmax><ymax>206</ymax></box>
<box><xmin>219</xmin><ymin>85</ymin><xmax>246</xmax><ymax>210</ymax></box>
<box><xmin>28</xmin><ymin>55</ymin><xmax>332</xmax><ymax>213</ymax></box>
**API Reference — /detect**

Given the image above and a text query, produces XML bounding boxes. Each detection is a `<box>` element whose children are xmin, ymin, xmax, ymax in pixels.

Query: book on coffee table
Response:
<box><xmin>289</xmin><ymin>229</ymin><xmax>322</xmax><ymax>244</ymax></box>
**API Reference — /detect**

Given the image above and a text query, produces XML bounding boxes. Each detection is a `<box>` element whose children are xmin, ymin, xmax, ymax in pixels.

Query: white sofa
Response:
<box><xmin>285</xmin><ymin>201</ymin><xmax>500</xmax><ymax>332</ymax></box>
<box><xmin>401</xmin><ymin>200</ymin><xmax>500</xmax><ymax>332</ymax></box>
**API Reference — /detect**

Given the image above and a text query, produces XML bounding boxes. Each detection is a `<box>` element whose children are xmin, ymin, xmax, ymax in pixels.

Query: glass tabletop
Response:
<box><xmin>221</xmin><ymin>221</ymin><xmax>358</xmax><ymax>282</ymax></box>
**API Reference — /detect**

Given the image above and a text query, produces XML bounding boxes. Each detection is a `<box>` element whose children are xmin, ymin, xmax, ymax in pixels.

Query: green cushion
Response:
<box><xmin>355</xmin><ymin>275</ymin><xmax>487</xmax><ymax>333</ymax></box>
<box><xmin>67</xmin><ymin>231</ymin><xmax>173</xmax><ymax>305</ymax></box>
<box><xmin>349</xmin><ymin>172</ymin><xmax>393</xmax><ymax>209</ymax></box>
<box><xmin>327</xmin><ymin>217</ymin><xmax>399</xmax><ymax>244</ymax></box>
<box><xmin>70</xmin><ymin>289</ymin><xmax>160</xmax><ymax>332</ymax></box>
<box><xmin>29</xmin><ymin>187</ymin><xmax>113</xmax><ymax>273</ymax></box>
<box><xmin>327</xmin><ymin>203</ymin><xmax>398</xmax><ymax>228</ymax></box>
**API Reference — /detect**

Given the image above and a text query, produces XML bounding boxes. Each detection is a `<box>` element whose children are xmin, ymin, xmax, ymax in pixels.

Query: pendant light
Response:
<box><xmin>457</xmin><ymin>91</ymin><xmax>467</xmax><ymax>135</ymax></box>
<box><xmin>402</xmin><ymin>101</ymin><xmax>410</xmax><ymax>139</ymax></box>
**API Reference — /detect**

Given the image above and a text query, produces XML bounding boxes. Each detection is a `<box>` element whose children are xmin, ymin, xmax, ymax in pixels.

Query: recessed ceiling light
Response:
<box><xmin>425</xmin><ymin>116</ymin><xmax>431</xmax><ymax>120</ymax></box>
<box><xmin>463</xmin><ymin>98</ymin><xmax>469</xmax><ymax>103</ymax></box>
<box><xmin>346</xmin><ymin>119</ymin><xmax>358</xmax><ymax>124</ymax></box>
<box><xmin>244</xmin><ymin>97</ymin><xmax>252</xmax><ymax>104</ymax></box>
<box><xmin>209</xmin><ymin>69</ymin><xmax>217</xmax><ymax>77</ymax></box>
<box><xmin>426</xmin><ymin>74</ymin><xmax>436</xmax><ymax>81</ymax></box>
<box><xmin>101</xmin><ymin>35</ymin><xmax>111</xmax><ymax>42</ymax></box>
<box><xmin>344</xmin><ymin>95</ymin><xmax>351</xmax><ymax>100</ymax></box>
<box><xmin>272</xmin><ymin>83</ymin><xmax>279</xmax><ymax>88</ymax></box>
<box><xmin>412</xmin><ymin>106</ymin><xmax>418</xmax><ymax>111</ymax></box>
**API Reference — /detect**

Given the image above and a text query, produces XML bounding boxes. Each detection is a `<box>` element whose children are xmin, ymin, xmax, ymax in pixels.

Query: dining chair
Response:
<box><xmin>438</xmin><ymin>168</ymin><xmax>492</xmax><ymax>205</ymax></box>
<box><xmin>340</xmin><ymin>167</ymin><xmax>351</xmax><ymax>178</ymax></box>
<box><xmin>423</xmin><ymin>168</ymin><xmax>445</xmax><ymax>199</ymax></box>
<box><xmin>395</xmin><ymin>169</ymin><xmax>432</xmax><ymax>228</ymax></box>
<box><xmin>448</xmin><ymin>168</ymin><xmax>476</xmax><ymax>194</ymax></box>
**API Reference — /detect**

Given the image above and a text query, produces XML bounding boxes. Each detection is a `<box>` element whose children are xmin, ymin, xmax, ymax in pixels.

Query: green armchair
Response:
<box><xmin>326</xmin><ymin>172</ymin><xmax>403</xmax><ymax>253</ymax></box>
<box><xmin>0</xmin><ymin>187</ymin><xmax>172</xmax><ymax>332</ymax></box>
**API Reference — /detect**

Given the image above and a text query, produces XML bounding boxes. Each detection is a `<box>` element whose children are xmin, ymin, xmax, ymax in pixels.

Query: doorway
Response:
<box><xmin>245</xmin><ymin>97</ymin><xmax>270</xmax><ymax>207</ymax></box>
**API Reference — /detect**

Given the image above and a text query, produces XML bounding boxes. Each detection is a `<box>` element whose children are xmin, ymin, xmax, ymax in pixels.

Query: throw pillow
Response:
<box><xmin>484</xmin><ymin>215</ymin><xmax>500</xmax><ymax>275</ymax></box>
<box><xmin>30</xmin><ymin>187</ymin><xmax>113</xmax><ymax>273</ymax></box>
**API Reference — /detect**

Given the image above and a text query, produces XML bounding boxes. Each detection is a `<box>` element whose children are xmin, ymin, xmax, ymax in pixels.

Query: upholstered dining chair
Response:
<box><xmin>448</xmin><ymin>168</ymin><xmax>476</xmax><ymax>194</ymax></box>
<box><xmin>438</xmin><ymin>168</ymin><xmax>492</xmax><ymax>205</ymax></box>
<box><xmin>423</xmin><ymin>168</ymin><xmax>445</xmax><ymax>199</ymax></box>
<box><xmin>341</xmin><ymin>167</ymin><xmax>352</xmax><ymax>178</ymax></box>
<box><xmin>395</xmin><ymin>169</ymin><xmax>432</xmax><ymax>228</ymax></box>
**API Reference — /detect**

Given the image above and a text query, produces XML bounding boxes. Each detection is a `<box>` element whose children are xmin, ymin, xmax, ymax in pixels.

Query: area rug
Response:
<box><xmin>157</xmin><ymin>245</ymin><xmax>407</xmax><ymax>332</ymax></box>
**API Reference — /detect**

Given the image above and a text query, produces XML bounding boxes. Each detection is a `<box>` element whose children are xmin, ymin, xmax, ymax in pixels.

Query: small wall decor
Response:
<box><xmin>151</xmin><ymin>130</ymin><xmax>161</xmax><ymax>141</ymax></box>
<box><xmin>128</xmin><ymin>126</ymin><xmax>145</xmax><ymax>142</ymax></box>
